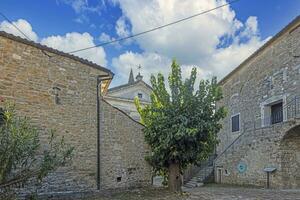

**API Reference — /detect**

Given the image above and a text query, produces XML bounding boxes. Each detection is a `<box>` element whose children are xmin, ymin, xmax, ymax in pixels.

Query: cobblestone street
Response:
<box><xmin>85</xmin><ymin>185</ymin><xmax>300</xmax><ymax>200</ymax></box>
<box><xmin>185</xmin><ymin>185</ymin><xmax>300</xmax><ymax>200</ymax></box>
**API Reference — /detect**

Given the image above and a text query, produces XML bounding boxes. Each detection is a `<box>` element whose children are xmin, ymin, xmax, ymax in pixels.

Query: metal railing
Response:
<box><xmin>216</xmin><ymin>95</ymin><xmax>300</xmax><ymax>161</ymax></box>
<box><xmin>183</xmin><ymin>154</ymin><xmax>216</xmax><ymax>183</ymax></box>
<box><xmin>245</xmin><ymin>96</ymin><xmax>300</xmax><ymax>130</ymax></box>
<box><xmin>286</xmin><ymin>96</ymin><xmax>300</xmax><ymax>119</ymax></box>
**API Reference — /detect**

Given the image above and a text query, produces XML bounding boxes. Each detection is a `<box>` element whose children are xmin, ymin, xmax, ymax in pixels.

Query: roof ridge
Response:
<box><xmin>0</xmin><ymin>31</ymin><xmax>114</xmax><ymax>76</ymax></box>
<box><xmin>219</xmin><ymin>15</ymin><xmax>300</xmax><ymax>85</ymax></box>
<box><xmin>108</xmin><ymin>79</ymin><xmax>152</xmax><ymax>93</ymax></box>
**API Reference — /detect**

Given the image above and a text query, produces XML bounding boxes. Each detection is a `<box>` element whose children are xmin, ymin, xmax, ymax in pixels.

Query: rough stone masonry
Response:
<box><xmin>0</xmin><ymin>31</ymin><xmax>151</xmax><ymax>193</ymax></box>
<box><xmin>215</xmin><ymin>16</ymin><xmax>300</xmax><ymax>188</ymax></box>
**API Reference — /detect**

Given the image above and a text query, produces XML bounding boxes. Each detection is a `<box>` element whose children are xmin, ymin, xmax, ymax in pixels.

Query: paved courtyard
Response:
<box><xmin>185</xmin><ymin>185</ymin><xmax>300</xmax><ymax>200</ymax></box>
<box><xmin>83</xmin><ymin>185</ymin><xmax>300</xmax><ymax>200</ymax></box>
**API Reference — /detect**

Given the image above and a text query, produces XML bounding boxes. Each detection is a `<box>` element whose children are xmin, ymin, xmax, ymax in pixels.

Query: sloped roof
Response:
<box><xmin>0</xmin><ymin>31</ymin><xmax>114</xmax><ymax>76</ymax></box>
<box><xmin>219</xmin><ymin>15</ymin><xmax>300</xmax><ymax>85</ymax></box>
<box><xmin>107</xmin><ymin>80</ymin><xmax>152</xmax><ymax>93</ymax></box>
<box><xmin>101</xmin><ymin>98</ymin><xmax>144</xmax><ymax>126</ymax></box>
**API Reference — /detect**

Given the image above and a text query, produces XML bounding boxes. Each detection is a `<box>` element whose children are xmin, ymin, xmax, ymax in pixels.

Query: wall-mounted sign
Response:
<box><xmin>237</xmin><ymin>162</ymin><xmax>247</xmax><ymax>173</ymax></box>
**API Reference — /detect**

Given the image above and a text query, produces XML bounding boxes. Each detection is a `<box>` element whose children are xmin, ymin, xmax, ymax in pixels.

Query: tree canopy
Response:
<box><xmin>135</xmin><ymin>60</ymin><xmax>226</xmax><ymax>191</ymax></box>
<box><xmin>0</xmin><ymin>101</ymin><xmax>74</xmax><ymax>197</ymax></box>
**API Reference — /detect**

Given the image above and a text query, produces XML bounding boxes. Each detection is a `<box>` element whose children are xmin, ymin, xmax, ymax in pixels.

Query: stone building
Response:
<box><xmin>0</xmin><ymin>31</ymin><xmax>151</xmax><ymax>193</ymax></box>
<box><xmin>104</xmin><ymin>69</ymin><xmax>152</xmax><ymax>121</ymax></box>
<box><xmin>215</xmin><ymin>16</ymin><xmax>300</xmax><ymax>188</ymax></box>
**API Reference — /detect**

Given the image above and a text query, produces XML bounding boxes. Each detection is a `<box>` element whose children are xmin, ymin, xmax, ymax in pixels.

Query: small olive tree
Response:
<box><xmin>135</xmin><ymin>60</ymin><xmax>226</xmax><ymax>192</ymax></box>
<box><xmin>0</xmin><ymin>101</ymin><xmax>74</xmax><ymax>191</ymax></box>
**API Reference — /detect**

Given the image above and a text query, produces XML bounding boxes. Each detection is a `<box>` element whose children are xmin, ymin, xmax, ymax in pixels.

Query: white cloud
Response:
<box><xmin>111</xmin><ymin>51</ymin><xmax>171</xmax><ymax>86</ymax></box>
<box><xmin>99</xmin><ymin>32</ymin><xmax>112</xmax><ymax>42</ymax></box>
<box><xmin>57</xmin><ymin>0</ymin><xmax>106</xmax><ymax>24</ymax></box>
<box><xmin>74</xmin><ymin>14</ymin><xmax>90</xmax><ymax>24</ymax></box>
<box><xmin>0</xmin><ymin>18</ymin><xmax>108</xmax><ymax>67</ymax></box>
<box><xmin>41</xmin><ymin>32</ymin><xmax>107</xmax><ymax>66</ymax></box>
<box><xmin>111</xmin><ymin>51</ymin><xmax>210</xmax><ymax>87</ymax></box>
<box><xmin>111</xmin><ymin>0</ymin><xmax>269</xmax><ymax>85</ymax></box>
<box><xmin>90</xmin><ymin>23</ymin><xmax>96</xmax><ymax>29</ymax></box>
<box><xmin>99</xmin><ymin>32</ymin><xmax>121</xmax><ymax>49</ymax></box>
<box><xmin>115</xmin><ymin>16</ymin><xmax>130</xmax><ymax>38</ymax></box>
<box><xmin>240</xmin><ymin>16</ymin><xmax>259</xmax><ymax>38</ymax></box>
<box><xmin>211</xmin><ymin>37</ymin><xmax>269</xmax><ymax>79</ymax></box>
<box><xmin>58</xmin><ymin>0</ymin><xmax>103</xmax><ymax>14</ymax></box>
<box><xmin>0</xmin><ymin>19</ymin><xmax>38</xmax><ymax>42</ymax></box>
<box><xmin>113</xmin><ymin>0</ymin><xmax>241</xmax><ymax>64</ymax></box>
<box><xmin>113</xmin><ymin>16</ymin><xmax>132</xmax><ymax>46</ymax></box>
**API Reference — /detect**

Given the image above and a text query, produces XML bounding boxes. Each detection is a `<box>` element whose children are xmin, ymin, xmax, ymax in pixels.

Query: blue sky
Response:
<box><xmin>0</xmin><ymin>0</ymin><xmax>299</xmax><ymax>86</ymax></box>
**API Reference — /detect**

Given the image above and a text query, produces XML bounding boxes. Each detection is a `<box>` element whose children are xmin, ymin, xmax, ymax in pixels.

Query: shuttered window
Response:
<box><xmin>232</xmin><ymin>114</ymin><xmax>240</xmax><ymax>132</ymax></box>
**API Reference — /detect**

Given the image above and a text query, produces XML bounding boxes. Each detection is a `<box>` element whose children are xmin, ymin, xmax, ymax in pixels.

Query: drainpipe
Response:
<box><xmin>96</xmin><ymin>75</ymin><xmax>111</xmax><ymax>190</ymax></box>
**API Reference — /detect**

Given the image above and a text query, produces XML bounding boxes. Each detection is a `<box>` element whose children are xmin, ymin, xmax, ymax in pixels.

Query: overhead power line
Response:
<box><xmin>67</xmin><ymin>0</ymin><xmax>240</xmax><ymax>54</ymax></box>
<box><xmin>0</xmin><ymin>12</ymin><xmax>32</xmax><ymax>41</ymax></box>
<box><xmin>0</xmin><ymin>0</ymin><xmax>241</xmax><ymax>56</ymax></box>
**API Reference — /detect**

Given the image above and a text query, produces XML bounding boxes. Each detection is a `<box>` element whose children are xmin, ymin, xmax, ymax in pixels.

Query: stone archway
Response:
<box><xmin>280</xmin><ymin>125</ymin><xmax>300</xmax><ymax>188</ymax></box>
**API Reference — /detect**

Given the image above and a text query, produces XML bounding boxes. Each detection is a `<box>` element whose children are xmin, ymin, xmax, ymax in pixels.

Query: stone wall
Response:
<box><xmin>215</xmin><ymin>18</ymin><xmax>300</xmax><ymax>188</ymax></box>
<box><xmin>0</xmin><ymin>34</ymin><xmax>109</xmax><ymax>192</ymax></box>
<box><xmin>100</xmin><ymin>99</ymin><xmax>151</xmax><ymax>189</ymax></box>
<box><xmin>279</xmin><ymin>124</ymin><xmax>300</xmax><ymax>188</ymax></box>
<box><xmin>0</xmin><ymin>33</ymin><xmax>151</xmax><ymax>194</ymax></box>
<box><xmin>103</xmin><ymin>96</ymin><xmax>150</xmax><ymax>121</ymax></box>
<box><xmin>215</xmin><ymin>120</ymin><xmax>300</xmax><ymax>188</ymax></box>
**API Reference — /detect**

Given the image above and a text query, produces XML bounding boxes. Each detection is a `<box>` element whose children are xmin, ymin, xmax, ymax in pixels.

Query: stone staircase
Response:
<box><xmin>183</xmin><ymin>166</ymin><xmax>214</xmax><ymax>189</ymax></box>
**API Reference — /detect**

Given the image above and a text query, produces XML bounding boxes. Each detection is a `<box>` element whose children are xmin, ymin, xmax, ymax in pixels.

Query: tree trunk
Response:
<box><xmin>168</xmin><ymin>162</ymin><xmax>182</xmax><ymax>192</ymax></box>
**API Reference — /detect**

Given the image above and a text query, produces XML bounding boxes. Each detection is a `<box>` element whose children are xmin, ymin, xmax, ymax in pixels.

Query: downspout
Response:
<box><xmin>97</xmin><ymin>75</ymin><xmax>111</xmax><ymax>190</ymax></box>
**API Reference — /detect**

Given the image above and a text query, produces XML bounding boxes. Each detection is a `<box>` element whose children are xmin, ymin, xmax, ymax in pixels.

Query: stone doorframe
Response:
<box><xmin>260</xmin><ymin>94</ymin><xmax>287</xmax><ymax>127</ymax></box>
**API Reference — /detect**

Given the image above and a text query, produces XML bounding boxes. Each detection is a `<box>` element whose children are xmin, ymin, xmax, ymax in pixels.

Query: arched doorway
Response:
<box><xmin>280</xmin><ymin>125</ymin><xmax>300</xmax><ymax>188</ymax></box>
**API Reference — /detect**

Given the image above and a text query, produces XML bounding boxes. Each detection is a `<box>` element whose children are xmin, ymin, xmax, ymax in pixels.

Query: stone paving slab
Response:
<box><xmin>46</xmin><ymin>185</ymin><xmax>300</xmax><ymax>200</ymax></box>
<box><xmin>185</xmin><ymin>186</ymin><xmax>300</xmax><ymax>200</ymax></box>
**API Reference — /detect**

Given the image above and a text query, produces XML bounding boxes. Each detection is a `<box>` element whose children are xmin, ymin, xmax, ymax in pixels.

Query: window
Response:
<box><xmin>261</xmin><ymin>96</ymin><xmax>286</xmax><ymax>127</ymax></box>
<box><xmin>231</xmin><ymin>114</ymin><xmax>240</xmax><ymax>132</ymax></box>
<box><xmin>0</xmin><ymin>108</ymin><xmax>4</xmax><ymax>126</ymax></box>
<box><xmin>138</xmin><ymin>93</ymin><xmax>143</xmax><ymax>99</ymax></box>
<box><xmin>271</xmin><ymin>102</ymin><xmax>283</xmax><ymax>124</ymax></box>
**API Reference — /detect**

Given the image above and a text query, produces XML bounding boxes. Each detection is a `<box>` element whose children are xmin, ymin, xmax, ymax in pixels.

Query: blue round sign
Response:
<box><xmin>237</xmin><ymin>162</ymin><xmax>247</xmax><ymax>173</ymax></box>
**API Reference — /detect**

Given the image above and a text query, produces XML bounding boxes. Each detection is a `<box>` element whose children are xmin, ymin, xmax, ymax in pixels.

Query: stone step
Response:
<box><xmin>185</xmin><ymin>182</ymin><xmax>204</xmax><ymax>188</ymax></box>
<box><xmin>188</xmin><ymin>180</ymin><xmax>199</xmax><ymax>184</ymax></box>
<box><xmin>183</xmin><ymin>165</ymin><xmax>213</xmax><ymax>188</ymax></box>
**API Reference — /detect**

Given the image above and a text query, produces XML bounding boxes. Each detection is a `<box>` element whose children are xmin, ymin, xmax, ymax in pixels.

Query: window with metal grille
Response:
<box><xmin>271</xmin><ymin>102</ymin><xmax>283</xmax><ymax>124</ymax></box>
<box><xmin>231</xmin><ymin>114</ymin><xmax>240</xmax><ymax>132</ymax></box>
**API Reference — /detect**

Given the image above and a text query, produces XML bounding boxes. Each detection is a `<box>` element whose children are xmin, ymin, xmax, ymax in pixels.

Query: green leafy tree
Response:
<box><xmin>135</xmin><ymin>60</ymin><xmax>226</xmax><ymax>192</ymax></box>
<box><xmin>0</xmin><ymin>101</ymin><xmax>74</xmax><ymax>195</ymax></box>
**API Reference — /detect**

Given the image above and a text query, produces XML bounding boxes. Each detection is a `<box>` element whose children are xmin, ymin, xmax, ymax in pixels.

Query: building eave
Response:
<box><xmin>218</xmin><ymin>15</ymin><xmax>300</xmax><ymax>86</ymax></box>
<box><xmin>107</xmin><ymin>80</ymin><xmax>152</xmax><ymax>94</ymax></box>
<box><xmin>0</xmin><ymin>31</ymin><xmax>114</xmax><ymax>78</ymax></box>
<box><xmin>104</xmin><ymin>95</ymin><xmax>151</xmax><ymax>105</ymax></box>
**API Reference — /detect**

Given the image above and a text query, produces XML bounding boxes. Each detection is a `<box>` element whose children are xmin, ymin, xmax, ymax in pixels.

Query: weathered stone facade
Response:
<box><xmin>0</xmin><ymin>31</ymin><xmax>151</xmax><ymax>193</ymax></box>
<box><xmin>100</xmin><ymin>99</ymin><xmax>151</xmax><ymax>189</ymax></box>
<box><xmin>215</xmin><ymin>16</ymin><xmax>300</xmax><ymax>188</ymax></box>
<box><xmin>104</xmin><ymin>70</ymin><xmax>152</xmax><ymax>121</ymax></box>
